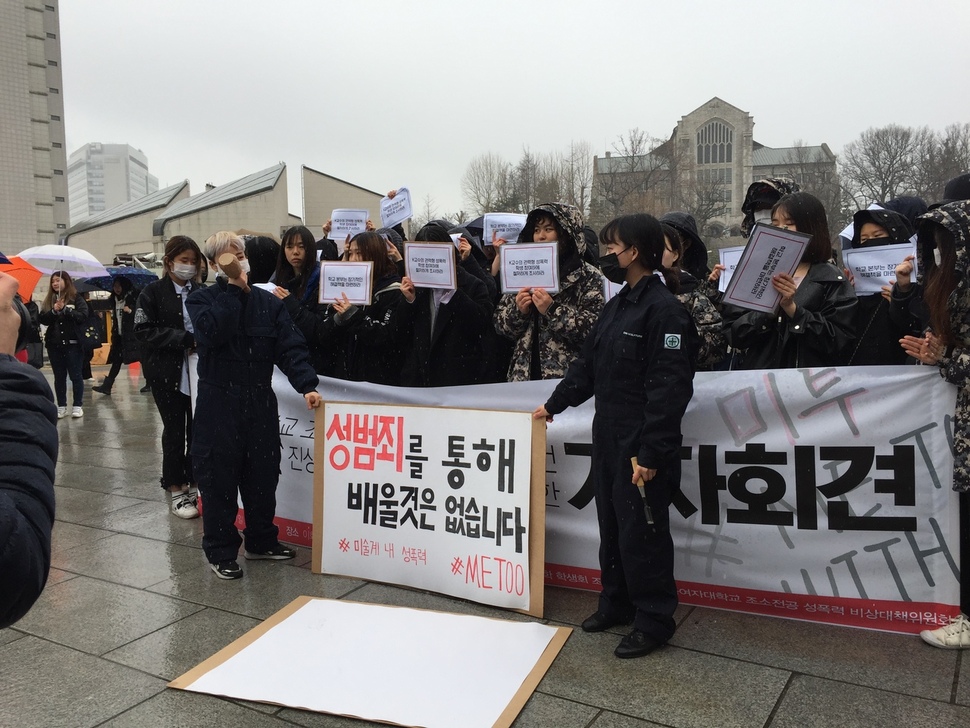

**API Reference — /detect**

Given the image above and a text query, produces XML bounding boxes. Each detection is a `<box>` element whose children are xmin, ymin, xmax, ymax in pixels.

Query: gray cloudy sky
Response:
<box><xmin>59</xmin><ymin>0</ymin><xmax>970</xmax><ymax>223</ymax></box>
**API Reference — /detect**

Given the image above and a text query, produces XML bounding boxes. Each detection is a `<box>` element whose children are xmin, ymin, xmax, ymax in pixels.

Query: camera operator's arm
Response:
<box><xmin>0</xmin><ymin>271</ymin><xmax>57</xmax><ymax>629</ymax></box>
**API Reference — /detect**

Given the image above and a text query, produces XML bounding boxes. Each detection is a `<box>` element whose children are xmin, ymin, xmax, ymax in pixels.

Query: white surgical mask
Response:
<box><xmin>753</xmin><ymin>209</ymin><xmax>772</xmax><ymax>224</ymax></box>
<box><xmin>239</xmin><ymin>259</ymin><xmax>251</xmax><ymax>274</ymax></box>
<box><xmin>172</xmin><ymin>263</ymin><xmax>197</xmax><ymax>280</ymax></box>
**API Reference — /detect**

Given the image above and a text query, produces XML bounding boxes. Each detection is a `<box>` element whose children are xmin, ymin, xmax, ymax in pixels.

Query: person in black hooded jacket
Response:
<box><xmin>321</xmin><ymin>231</ymin><xmax>406</xmax><ymax>385</ymax></box>
<box><xmin>658</xmin><ymin>211</ymin><xmax>710</xmax><ymax>282</ymax></box>
<box><xmin>398</xmin><ymin>224</ymin><xmax>493</xmax><ymax>386</ymax></box>
<box><xmin>844</xmin><ymin>208</ymin><xmax>917</xmax><ymax>365</ymax></box>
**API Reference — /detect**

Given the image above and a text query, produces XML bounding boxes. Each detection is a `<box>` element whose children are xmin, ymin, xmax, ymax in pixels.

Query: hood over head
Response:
<box><xmin>519</xmin><ymin>202</ymin><xmax>586</xmax><ymax>278</ymax></box>
<box><xmin>916</xmin><ymin>200</ymin><xmax>970</xmax><ymax>280</ymax></box>
<box><xmin>929</xmin><ymin>173</ymin><xmax>970</xmax><ymax>209</ymax></box>
<box><xmin>659</xmin><ymin>211</ymin><xmax>708</xmax><ymax>279</ymax></box>
<box><xmin>881</xmin><ymin>196</ymin><xmax>928</xmax><ymax>227</ymax></box>
<box><xmin>850</xmin><ymin>208</ymin><xmax>914</xmax><ymax>248</ymax></box>
<box><xmin>740</xmin><ymin>177</ymin><xmax>800</xmax><ymax>236</ymax></box>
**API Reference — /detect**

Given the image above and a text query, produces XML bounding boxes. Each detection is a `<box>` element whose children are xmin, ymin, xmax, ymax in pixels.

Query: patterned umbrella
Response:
<box><xmin>79</xmin><ymin>266</ymin><xmax>159</xmax><ymax>292</ymax></box>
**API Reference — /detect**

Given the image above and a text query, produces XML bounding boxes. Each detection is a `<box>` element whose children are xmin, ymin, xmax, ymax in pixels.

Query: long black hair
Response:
<box><xmin>275</xmin><ymin>226</ymin><xmax>318</xmax><ymax>299</ymax></box>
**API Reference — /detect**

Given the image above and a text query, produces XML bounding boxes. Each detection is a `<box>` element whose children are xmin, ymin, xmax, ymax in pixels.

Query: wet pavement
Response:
<box><xmin>2</xmin><ymin>366</ymin><xmax>970</xmax><ymax>728</ymax></box>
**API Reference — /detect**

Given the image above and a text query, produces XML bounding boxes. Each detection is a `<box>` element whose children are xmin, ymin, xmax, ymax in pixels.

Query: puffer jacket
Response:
<box><xmin>493</xmin><ymin>202</ymin><xmax>605</xmax><ymax>381</ymax></box>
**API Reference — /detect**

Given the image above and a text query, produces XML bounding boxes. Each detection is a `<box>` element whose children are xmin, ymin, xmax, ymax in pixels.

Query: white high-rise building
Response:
<box><xmin>67</xmin><ymin>143</ymin><xmax>159</xmax><ymax>224</ymax></box>
<box><xmin>0</xmin><ymin>0</ymin><xmax>69</xmax><ymax>254</ymax></box>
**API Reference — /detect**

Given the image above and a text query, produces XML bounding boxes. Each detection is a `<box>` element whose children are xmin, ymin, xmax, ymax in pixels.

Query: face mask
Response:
<box><xmin>172</xmin><ymin>263</ymin><xmax>197</xmax><ymax>280</ymax></box>
<box><xmin>753</xmin><ymin>209</ymin><xmax>772</xmax><ymax>224</ymax></box>
<box><xmin>934</xmin><ymin>248</ymin><xmax>942</xmax><ymax>266</ymax></box>
<box><xmin>599</xmin><ymin>253</ymin><xmax>627</xmax><ymax>284</ymax></box>
<box><xmin>239</xmin><ymin>259</ymin><xmax>251</xmax><ymax>274</ymax></box>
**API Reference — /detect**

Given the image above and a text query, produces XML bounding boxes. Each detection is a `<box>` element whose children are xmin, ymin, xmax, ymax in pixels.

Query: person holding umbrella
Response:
<box><xmin>38</xmin><ymin>271</ymin><xmax>89</xmax><ymax>418</ymax></box>
<box><xmin>92</xmin><ymin>276</ymin><xmax>139</xmax><ymax>395</ymax></box>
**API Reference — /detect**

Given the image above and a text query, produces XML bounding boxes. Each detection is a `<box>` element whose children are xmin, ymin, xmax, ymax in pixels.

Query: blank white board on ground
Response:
<box><xmin>170</xmin><ymin>596</ymin><xmax>570</xmax><ymax>728</ymax></box>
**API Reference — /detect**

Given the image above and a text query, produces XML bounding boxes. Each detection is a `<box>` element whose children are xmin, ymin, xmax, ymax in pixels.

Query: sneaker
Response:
<box><xmin>71</xmin><ymin>406</ymin><xmax>83</xmax><ymax>418</ymax></box>
<box><xmin>920</xmin><ymin>614</ymin><xmax>970</xmax><ymax>649</ymax></box>
<box><xmin>56</xmin><ymin>406</ymin><xmax>68</xmax><ymax>419</ymax></box>
<box><xmin>210</xmin><ymin>560</ymin><xmax>243</xmax><ymax>580</ymax></box>
<box><xmin>170</xmin><ymin>491</ymin><xmax>199</xmax><ymax>519</ymax></box>
<box><xmin>186</xmin><ymin>486</ymin><xmax>199</xmax><ymax>508</ymax></box>
<box><xmin>92</xmin><ymin>384</ymin><xmax>111</xmax><ymax>395</ymax></box>
<box><xmin>244</xmin><ymin>543</ymin><xmax>297</xmax><ymax>560</ymax></box>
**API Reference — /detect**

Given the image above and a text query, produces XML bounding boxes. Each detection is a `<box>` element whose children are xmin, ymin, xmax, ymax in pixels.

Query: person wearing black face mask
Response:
<box><xmin>534</xmin><ymin>213</ymin><xmax>699</xmax><ymax>659</ymax></box>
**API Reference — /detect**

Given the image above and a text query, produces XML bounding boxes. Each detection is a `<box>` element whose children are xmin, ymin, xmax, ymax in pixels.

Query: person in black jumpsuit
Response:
<box><xmin>534</xmin><ymin>213</ymin><xmax>698</xmax><ymax>658</ymax></box>
<box><xmin>187</xmin><ymin>231</ymin><xmax>322</xmax><ymax>580</ymax></box>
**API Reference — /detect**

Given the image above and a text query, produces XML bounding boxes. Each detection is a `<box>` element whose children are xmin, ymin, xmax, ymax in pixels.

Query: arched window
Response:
<box><xmin>696</xmin><ymin>120</ymin><xmax>734</xmax><ymax>165</ymax></box>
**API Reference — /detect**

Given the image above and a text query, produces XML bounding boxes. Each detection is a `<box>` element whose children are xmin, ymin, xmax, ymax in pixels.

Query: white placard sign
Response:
<box><xmin>380</xmin><ymin>188</ymin><xmax>412</xmax><ymax>228</ymax></box>
<box><xmin>722</xmin><ymin>223</ymin><xmax>811</xmax><ymax>313</ymax></box>
<box><xmin>330</xmin><ymin>209</ymin><xmax>368</xmax><ymax>240</ymax></box>
<box><xmin>717</xmin><ymin>245</ymin><xmax>746</xmax><ymax>293</ymax></box>
<box><xmin>319</xmin><ymin>261</ymin><xmax>373</xmax><ymax>306</ymax></box>
<box><xmin>603</xmin><ymin>277</ymin><xmax>625</xmax><ymax>302</ymax></box>
<box><xmin>484</xmin><ymin>213</ymin><xmax>528</xmax><ymax>245</ymax></box>
<box><xmin>317</xmin><ymin>402</ymin><xmax>541</xmax><ymax>613</ymax></box>
<box><xmin>500</xmin><ymin>243</ymin><xmax>560</xmax><ymax>294</ymax></box>
<box><xmin>843</xmin><ymin>242</ymin><xmax>917</xmax><ymax>295</ymax></box>
<box><xmin>404</xmin><ymin>243</ymin><xmax>457</xmax><ymax>290</ymax></box>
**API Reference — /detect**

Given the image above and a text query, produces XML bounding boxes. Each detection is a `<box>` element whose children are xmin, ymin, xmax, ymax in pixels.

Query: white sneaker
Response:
<box><xmin>920</xmin><ymin>614</ymin><xmax>970</xmax><ymax>649</ymax></box>
<box><xmin>170</xmin><ymin>491</ymin><xmax>199</xmax><ymax>519</ymax></box>
<box><xmin>71</xmin><ymin>406</ymin><xmax>83</xmax><ymax>418</ymax></box>
<box><xmin>57</xmin><ymin>406</ymin><xmax>68</xmax><ymax>419</ymax></box>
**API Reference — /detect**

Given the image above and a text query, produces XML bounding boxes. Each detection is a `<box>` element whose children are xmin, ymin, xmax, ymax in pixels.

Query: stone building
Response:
<box><xmin>591</xmin><ymin>97</ymin><xmax>838</xmax><ymax>236</ymax></box>
<box><xmin>301</xmin><ymin>166</ymin><xmax>385</xmax><ymax>236</ymax></box>
<box><xmin>0</xmin><ymin>0</ymin><xmax>68</xmax><ymax>255</ymax></box>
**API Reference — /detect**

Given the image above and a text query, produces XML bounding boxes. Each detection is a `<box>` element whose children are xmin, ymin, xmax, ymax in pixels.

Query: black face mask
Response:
<box><xmin>599</xmin><ymin>253</ymin><xmax>627</xmax><ymax>284</ymax></box>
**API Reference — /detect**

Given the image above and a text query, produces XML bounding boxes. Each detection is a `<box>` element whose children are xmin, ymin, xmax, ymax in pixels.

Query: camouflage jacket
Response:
<box><xmin>676</xmin><ymin>288</ymin><xmax>726</xmax><ymax>370</ymax></box>
<box><xmin>901</xmin><ymin>202</ymin><xmax>970</xmax><ymax>491</ymax></box>
<box><xmin>493</xmin><ymin>261</ymin><xmax>605</xmax><ymax>381</ymax></box>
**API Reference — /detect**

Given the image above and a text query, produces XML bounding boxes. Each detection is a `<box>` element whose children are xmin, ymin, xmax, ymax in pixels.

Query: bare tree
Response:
<box><xmin>840</xmin><ymin>125</ymin><xmax>931</xmax><ymax>206</ymax></box>
<box><xmin>589</xmin><ymin>128</ymin><xmax>667</xmax><ymax>227</ymax></box>
<box><xmin>460</xmin><ymin>152</ymin><xmax>511</xmax><ymax>214</ymax></box>
<box><xmin>409</xmin><ymin>194</ymin><xmax>439</xmax><ymax>230</ymax></box>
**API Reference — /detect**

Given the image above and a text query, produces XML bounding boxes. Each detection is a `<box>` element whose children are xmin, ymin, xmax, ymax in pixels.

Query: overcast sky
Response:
<box><xmin>59</xmin><ymin>0</ymin><xmax>970</xmax><ymax>224</ymax></box>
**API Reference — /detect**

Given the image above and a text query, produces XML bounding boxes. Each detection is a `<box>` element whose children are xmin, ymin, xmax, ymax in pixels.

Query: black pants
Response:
<box><xmin>191</xmin><ymin>382</ymin><xmax>281</xmax><ymax>564</ymax></box>
<box><xmin>101</xmin><ymin>341</ymin><xmax>124</xmax><ymax>389</ymax></box>
<box><xmin>591</xmin><ymin>419</ymin><xmax>678</xmax><ymax>643</ymax></box>
<box><xmin>150</xmin><ymin>387</ymin><xmax>193</xmax><ymax>490</ymax></box>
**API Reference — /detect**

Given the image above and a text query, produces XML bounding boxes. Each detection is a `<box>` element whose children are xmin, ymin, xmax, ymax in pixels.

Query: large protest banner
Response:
<box><xmin>264</xmin><ymin>367</ymin><xmax>960</xmax><ymax>633</ymax></box>
<box><xmin>312</xmin><ymin>402</ymin><xmax>547</xmax><ymax>616</ymax></box>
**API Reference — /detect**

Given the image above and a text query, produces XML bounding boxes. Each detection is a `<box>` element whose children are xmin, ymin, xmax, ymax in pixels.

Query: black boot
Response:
<box><xmin>92</xmin><ymin>381</ymin><xmax>113</xmax><ymax>395</ymax></box>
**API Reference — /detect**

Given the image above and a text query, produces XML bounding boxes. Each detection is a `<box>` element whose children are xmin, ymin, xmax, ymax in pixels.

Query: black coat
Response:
<box><xmin>321</xmin><ymin>278</ymin><xmax>406</xmax><ymax>386</ymax></box>
<box><xmin>279</xmin><ymin>280</ymin><xmax>337</xmax><ymax>377</ymax></box>
<box><xmin>108</xmin><ymin>290</ymin><xmax>142</xmax><ymax>364</ymax></box>
<box><xmin>398</xmin><ymin>267</ymin><xmax>493</xmax><ymax>387</ymax></box>
<box><xmin>0</xmin><ymin>354</ymin><xmax>57</xmax><ymax>628</ymax></box>
<box><xmin>723</xmin><ymin>262</ymin><xmax>858</xmax><ymax>369</ymax></box>
<box><xmin>37</xmin><ymin>294</ymin><xmax>88</xmax><ymax>348</ymax></box>
<box><xmin>134</xmin><ymin>277</ymin><xmax>197</xmax><ymax>391</ymax></box>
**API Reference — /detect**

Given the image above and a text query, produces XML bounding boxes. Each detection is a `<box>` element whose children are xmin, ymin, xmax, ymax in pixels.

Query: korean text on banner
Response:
<box><xmin>722</xmin><ymin>223</ymin><xmax>811</xmax><ymax>312</ymax></box>
<box><xmin>314</xmin><ymin>402</ymin><xmax>546</xmax><ymax>616</ymax></box>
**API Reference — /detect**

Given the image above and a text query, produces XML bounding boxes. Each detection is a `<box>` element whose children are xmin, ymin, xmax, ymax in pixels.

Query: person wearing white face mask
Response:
<box><xmin>134</xmin><ymin>236</ymin><xmax>205</xmax><ymax>520</ymax></box>
<box><xmin>185</xmin><ymin>231</ymin><xmax>322</xmax><ymax>580</ymax></box>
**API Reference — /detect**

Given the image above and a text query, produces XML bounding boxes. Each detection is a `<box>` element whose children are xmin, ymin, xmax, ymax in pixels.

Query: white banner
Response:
<box><xmin>266</xmin><ymin>367</ymin><xmax>961</xmax><ymax>633</ymax></box>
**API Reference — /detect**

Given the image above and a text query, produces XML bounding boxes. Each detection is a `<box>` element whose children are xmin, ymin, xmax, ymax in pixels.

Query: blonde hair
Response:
<box><xmin>203</xmin><ymin>231</ymin><xmax>245</xmax><ymax>263</ymax></box>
